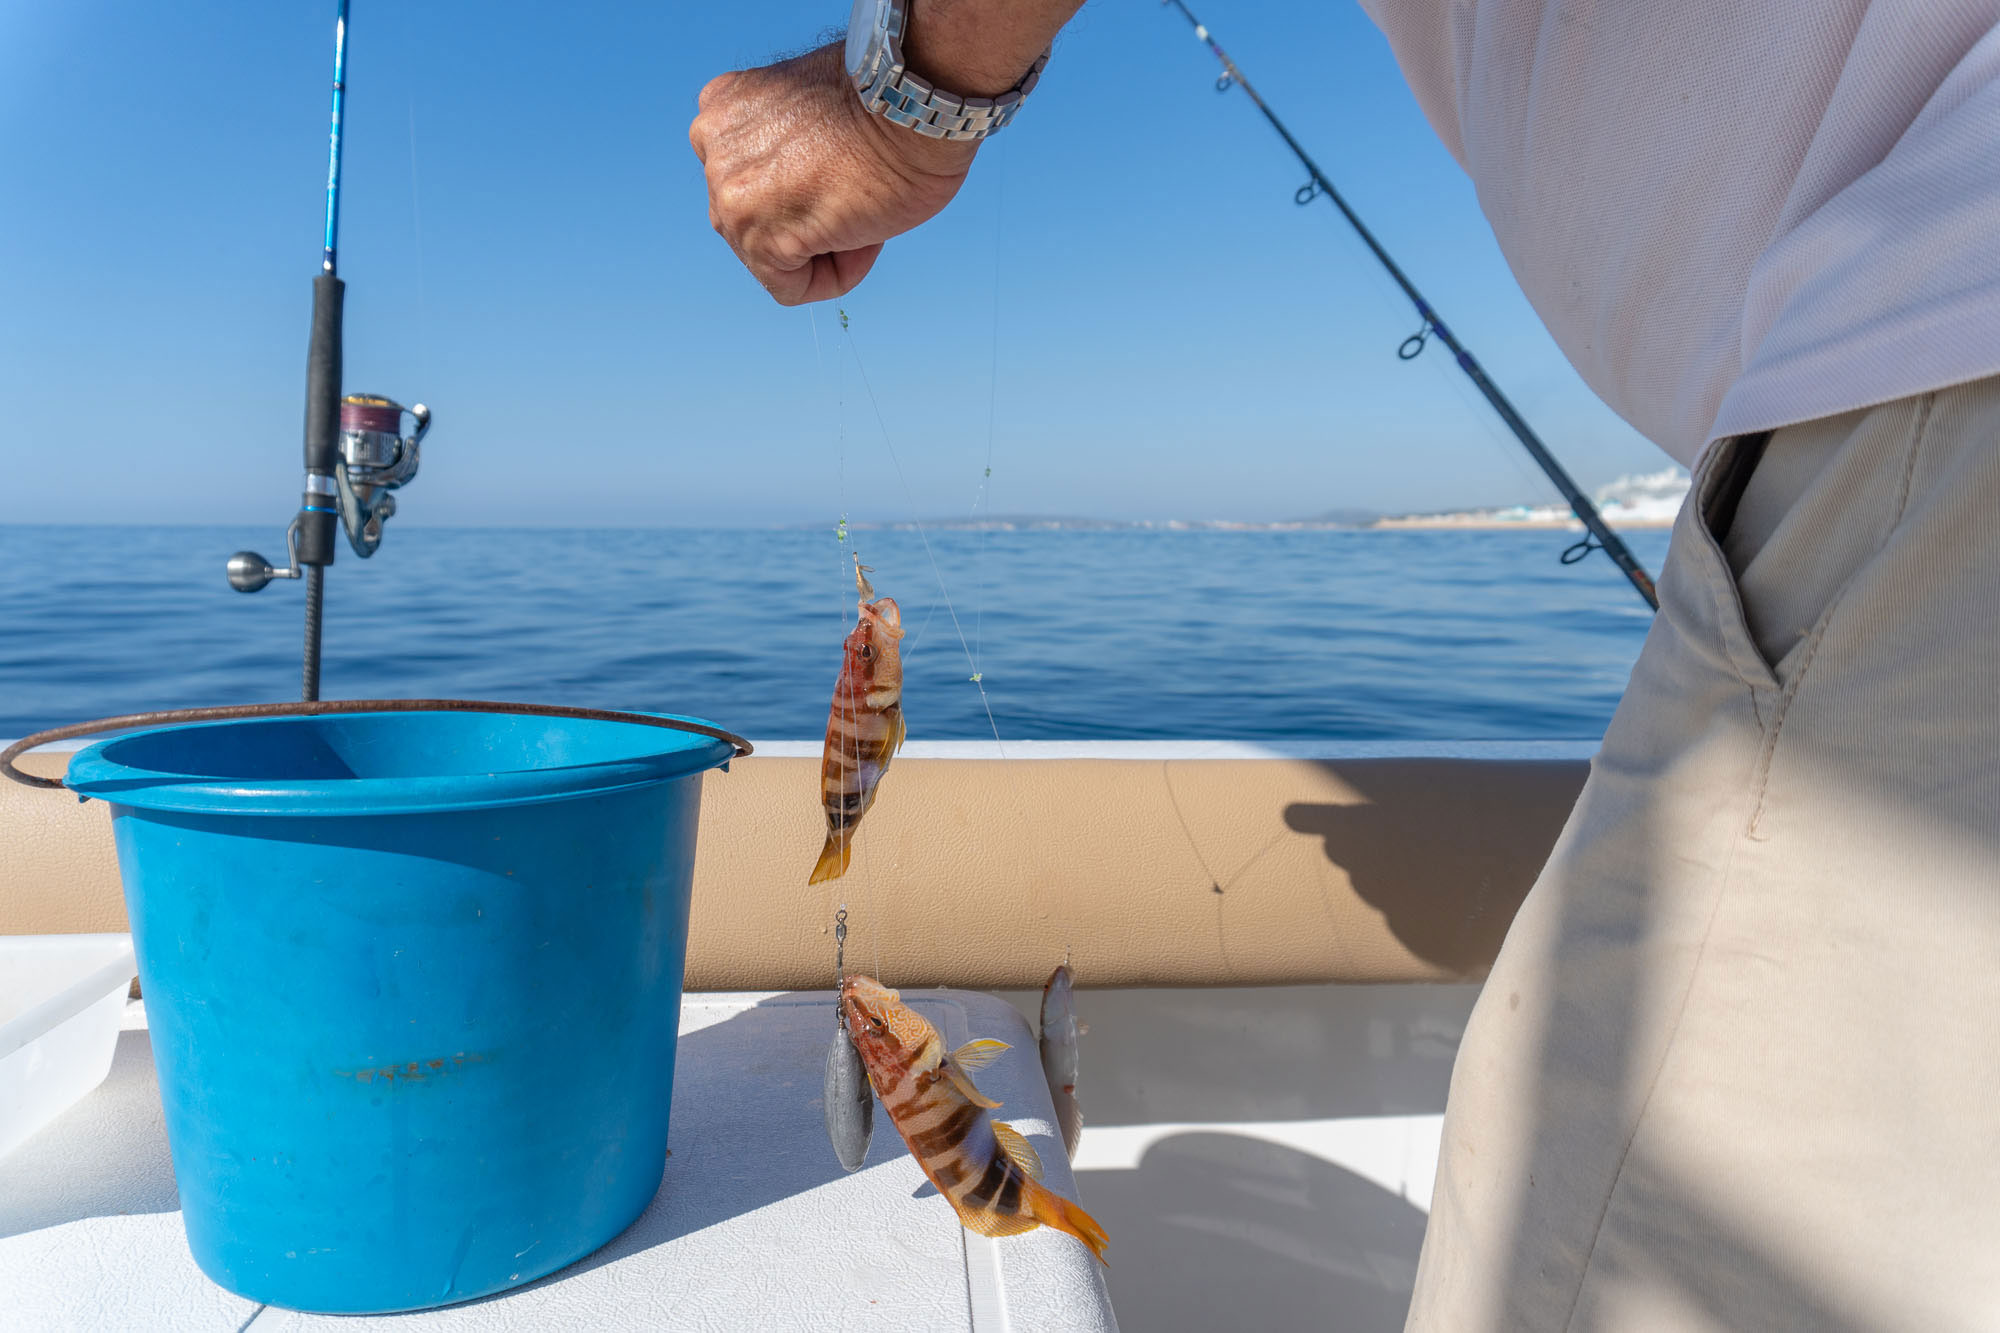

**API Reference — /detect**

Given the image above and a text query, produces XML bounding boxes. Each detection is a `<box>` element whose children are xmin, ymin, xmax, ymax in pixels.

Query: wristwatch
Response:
<box><xmin>844</xmin><ymin>0</ymin><xmax>1049</xmax><ymax>141</ymax></box>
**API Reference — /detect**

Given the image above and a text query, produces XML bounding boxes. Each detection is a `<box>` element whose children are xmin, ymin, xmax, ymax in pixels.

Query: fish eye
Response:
<box><xmin>871</xmin><ymin>1017</ymin><xmax>886</xmax><ymax>1032</ymax></box>
<box><xmin>861</xmin><ymin>644</ymin><xmax>874</xmax><ymax>660</ymax></box>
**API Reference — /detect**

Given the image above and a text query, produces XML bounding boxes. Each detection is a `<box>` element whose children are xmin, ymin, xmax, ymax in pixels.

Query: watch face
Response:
<box><xmin>845</xmin><ymin>0</ymin><xmax>882</xmax><ymax>81</ymax></box>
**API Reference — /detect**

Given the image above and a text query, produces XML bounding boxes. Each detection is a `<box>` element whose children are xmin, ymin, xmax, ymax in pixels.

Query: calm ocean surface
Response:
<box><xmin>0</xmin><ymin>525</ymin><xmax>1672</xmax><ymax>742</ymax></box>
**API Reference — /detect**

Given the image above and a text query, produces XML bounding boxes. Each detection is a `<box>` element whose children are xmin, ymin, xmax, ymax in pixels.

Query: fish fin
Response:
<box><xmin>1055</xmin><ymin>1089</ymin><xmax>1083</xmax><ymax>1161</ymax></box>
<box><xmin>951</xmin><ymin>1038</ymin><xmax>1011</xmax><ymax>1074</ymax></box>
<box><xmin>892</xmin><ymin>708</ymin><xmax>907</xmax><ymax>756</ymax></box>
<box><xmin>1025</xmin><ymin>1177</ymin><xmax>1109</xmax><ymax>1266</ymax></box>
<box><xmin>950</xmin><ymin>1200</ymin><xmax>1039</xmax><ymax>1239</ymax></box>
<box><xmin>808</xmin><ymin>832</ymin><xmax>851</xmax><ymax>885</ymax></box>
<box><xmin>990</xmin><ymin>1121</ymin><xmax>1044</xmax><ymax>1181</ymax></box>
<box><xmin>944</xmin><ymin>1063</ymin><xmax>1003</xmax><ymax>1109</ymax></box>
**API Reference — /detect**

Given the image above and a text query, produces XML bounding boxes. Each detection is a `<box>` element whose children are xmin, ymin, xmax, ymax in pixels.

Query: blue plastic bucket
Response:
<box><xmin>64</xmin><ymin>709</ymin><xmax>736</xmax><ymax>1313</ymax></box>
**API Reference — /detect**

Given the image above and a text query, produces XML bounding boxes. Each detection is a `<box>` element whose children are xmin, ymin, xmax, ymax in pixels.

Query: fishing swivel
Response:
<box><xmin>834</xmin><ymin>905</ymin><xmax>849</xmax><ymax>982</ymax></box>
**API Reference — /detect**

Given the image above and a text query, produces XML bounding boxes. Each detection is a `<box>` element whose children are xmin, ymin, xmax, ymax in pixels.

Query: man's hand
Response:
<box><xmin>689</xmin><ymin>43</ymin><xmax>977</xmax><ymax>306</ymax></box>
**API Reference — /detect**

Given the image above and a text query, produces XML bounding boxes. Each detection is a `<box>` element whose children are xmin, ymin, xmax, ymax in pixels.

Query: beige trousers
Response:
<box><xmin>1408</xmin><ymin>378</ymin><xmax>2000</xmax><ymax>1331</ymax></box>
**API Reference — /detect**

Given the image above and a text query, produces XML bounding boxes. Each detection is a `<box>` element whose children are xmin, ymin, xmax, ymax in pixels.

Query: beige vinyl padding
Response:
<box><xmin>0</xmin><ymin>751</ymin><xmax>1585</xmax><ymax>987</ymax></box>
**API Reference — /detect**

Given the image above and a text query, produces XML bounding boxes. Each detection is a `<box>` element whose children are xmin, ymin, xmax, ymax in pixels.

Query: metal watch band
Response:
<box><xmin>853</xmin><ymin>40</ymin><xmax>1049</xmax><ymax>142</ymax></box>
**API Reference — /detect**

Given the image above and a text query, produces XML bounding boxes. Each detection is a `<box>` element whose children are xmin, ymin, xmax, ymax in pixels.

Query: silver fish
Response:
<box><xmin>1039</xmin><ymin>962</ymin><xmax>1086</xmax><ymax>1160</ymax></box>
<box><xmin>824</xmin><ymin>1018</ymin><xmax>873</xmax><ymax>1172</ymax></box>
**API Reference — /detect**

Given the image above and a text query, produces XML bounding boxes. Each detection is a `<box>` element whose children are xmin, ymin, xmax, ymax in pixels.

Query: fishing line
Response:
<box><xmin>904</xmin><ymin>586</ymin><xmax>945</xmax><ymax>652</ymax></box>
<box><xmin>833</xmin><ymin>315</ymin><xmax>883</xmax><ymax>981</ymax></box>
<box><xmin>839</xmin><ymin>324</ymin><xmax>1006</xmax><ymax>752</ymax></box>
<box><xmin>1322</xmin><ymin>234</ymin><xmax>1560</xmax><ymax>507</ymax></box>
<box><xmin>827</xmin><ymin>306</ymin><xmax>1024</xmax><ymax>986</ymax></box>
<box><xmin>842</xmin><ymin>306</ymin><xmax>1076</xmax><ymax>969</ymax></box>
<box><xmin>965</xmin><ymin>158</ymin><xmax>1075</xmax><ymax>965</ymax></box>
<box><xmin>972</xmin><ymin>148</ymin><xmax>1006</xmax><ymax>674</ymax></box>
<box><xmin>1419</xmin><ymin>335</ymin><xmax>1568</xmax><ymax>512</ymax></box>
<box><xmin>1333</xmin><ymin>241</ymin><xmax>1569</xmax><ymax>511</ymax></box>
<box><xmin>808</xmin><ymin>308</ymin><xmax>880</xmax><ymax>976</ymax></box>
<box><xmin>806</xmin><ymin>307</ymin><xmax>850</xmax><ymax>636</ymax></box>
<box><xmin>837</xmin><ymin>310</ymin><xmax>850</xmax><ymax>603</ymax></box>
<box><xmin>1334</xmin><ymin>191</ymin><xmax>1591</xmax><ymax>546</ymax></box>
<box><xmin>406</xmin><ymin>96</ymin><xmax>427</xmax><ymax>383</ymax></box>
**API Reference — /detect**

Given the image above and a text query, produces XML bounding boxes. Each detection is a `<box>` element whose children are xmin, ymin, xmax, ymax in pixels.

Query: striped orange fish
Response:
<box><xmin>809</xmin><ymin>562</ymin><xmax>905</xmax><ymax>884</ymax></box>
<box><xmin>839</xmin><ymin>974</ymin><xmax>1110</xmax><ymax>1264</ymax></box>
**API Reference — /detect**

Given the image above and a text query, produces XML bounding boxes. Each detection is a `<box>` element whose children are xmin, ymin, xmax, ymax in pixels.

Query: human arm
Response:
<box><xmin>688</xmin><ymin>0</ymin><xmax>1085</xmax><ymax>305</ymax></box>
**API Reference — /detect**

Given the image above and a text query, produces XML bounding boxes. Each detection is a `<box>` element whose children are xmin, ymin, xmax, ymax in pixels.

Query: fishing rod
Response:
<box><xmin>1161</xmin><ymin>0</ymin><xmax>1658</xmax><ymax>611</ymax></box>
<box><xmin>294</xmin><ymin>0</ymin><xmax>349</xmax><ymax>701</ymax></box>
<box><xmin>227</xmin><ymin>0</ymin><xmax>433</xmax><ymax>695</ymax></box>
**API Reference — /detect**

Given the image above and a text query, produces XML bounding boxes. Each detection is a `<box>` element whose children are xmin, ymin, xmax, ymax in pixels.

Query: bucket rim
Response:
<box><xmin>62</xmin><ymin>709</ymin><xmax>735</xmax><ymax>817</ymax></box>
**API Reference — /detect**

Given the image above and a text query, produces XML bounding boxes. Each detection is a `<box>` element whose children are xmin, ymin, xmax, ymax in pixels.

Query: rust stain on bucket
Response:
<box><xmin>335</xmin><ymin>1051</ymin><xmax>488</xmax><ymax>1084</ymax></box>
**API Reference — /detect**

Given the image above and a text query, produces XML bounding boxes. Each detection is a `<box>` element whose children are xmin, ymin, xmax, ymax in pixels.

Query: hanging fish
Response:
<box><xmin>824</xmin><ymin>1015</ymin><xmax>874</xmax><ymax>1172</ymax></box>
<box><xmin>1039</xmin><ymin>962</ymin><xmax>1086</xmax><ymax>1161</ymax></box>
<box><xmin>810</xmin><ymin>561</ymin><xmax>906</xmax><ymax>884</ymax></box>
<box><xmin>839</xmin><ymin>974</ymin><xmax>1109</xmax><ymax>1265</ymax></box>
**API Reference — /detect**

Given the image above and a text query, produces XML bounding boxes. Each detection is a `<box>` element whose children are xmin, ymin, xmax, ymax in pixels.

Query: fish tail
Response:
<box><xmin>1026</xmin><ymin>1178</ymin><xmax>1109</xmax><ymax>1266</ymax></box>
<box><xmin>1054</xmin><ymin>1089</ymin><xmax>1084</xmax><ymax>1162</ymax></box>
<box><xmin>808</xmin><ymin>831</ymin><xmax>852</xmax><ymax>885</ymax></box>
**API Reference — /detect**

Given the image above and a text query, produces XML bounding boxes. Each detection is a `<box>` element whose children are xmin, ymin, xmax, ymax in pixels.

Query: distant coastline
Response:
<box><xmin>1370</xmin><ymin>514</ymin><xmax>1672</xmax><ymax>532</ymax></box>
<box><xmin>848</xmin><ymin>466</ymin><xmax>1691</xmax><ymax>535</ymax></box>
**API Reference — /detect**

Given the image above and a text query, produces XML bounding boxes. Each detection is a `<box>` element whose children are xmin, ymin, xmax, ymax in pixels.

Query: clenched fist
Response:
<box><xmin>689</xmin><ymin>42</ymin><xmax>978</xmax><ymax>305</ymax></box>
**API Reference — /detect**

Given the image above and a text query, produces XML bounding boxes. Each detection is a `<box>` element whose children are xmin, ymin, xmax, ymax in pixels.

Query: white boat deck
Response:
<box><xmin>0</xmin><ymin>990</ymin><xmax>1116</xmax><ymax>1331</ymax></box>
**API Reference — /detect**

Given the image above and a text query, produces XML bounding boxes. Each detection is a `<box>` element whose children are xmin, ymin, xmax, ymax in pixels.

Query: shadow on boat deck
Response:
<box><xmin>1078</xmin><ymin>1133</ymin><xmax>1428</xmax><ymax>1333</ymax></box>
<box><xmin>0</xmin><ymin>1028</ymin><xmax>183</xmax><ymax>1239</ymax></box>
<box><xmin>996</xmin><ymin>981</ymin><xmax>1475</xmax><ymax>1330</ymax></box>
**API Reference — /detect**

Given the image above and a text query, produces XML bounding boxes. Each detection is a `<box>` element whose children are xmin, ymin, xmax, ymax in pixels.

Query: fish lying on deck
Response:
<box><xmin>810</xmin><ymin>562</ymin><xmax>905</xmax><ymax>884</ymax></box>
<box><xmin>839</xmin><ymin>974</ymin><xmax>1109</xmax><ymax>1265</ymax></box>
<box><xmin>1039</xmin><ymin>963</ymin><xmax>1086</xmax><ymax>1161</ymax></box>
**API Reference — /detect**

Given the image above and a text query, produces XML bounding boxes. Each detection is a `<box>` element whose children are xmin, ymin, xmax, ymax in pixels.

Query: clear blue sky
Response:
<box><xmin>0</xmin><ymin>1</ymin><xmax>1668</xmax><ymax>529</ymax></box>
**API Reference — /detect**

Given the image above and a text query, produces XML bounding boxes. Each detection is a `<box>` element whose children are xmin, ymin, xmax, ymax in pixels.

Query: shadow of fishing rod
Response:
<box><xmin>1161</xmin><ymin>0</ymin><xmax>1659</xmax><ymax>612</ymax></box>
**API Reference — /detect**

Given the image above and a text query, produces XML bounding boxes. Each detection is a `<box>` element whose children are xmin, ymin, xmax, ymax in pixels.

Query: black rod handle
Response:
<box><xmin>299</xmin><ymin>273</ymin><xmax>344</xmax><ymax>567</ymax></box>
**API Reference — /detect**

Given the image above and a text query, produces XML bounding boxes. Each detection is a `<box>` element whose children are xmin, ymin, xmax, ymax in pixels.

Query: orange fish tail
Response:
<box><xmin>1026</xmin><ymin>1178</ymin><xmax>1109</xmax><ymax>1266</ymax></box>
<box><xmin>808</xmin><ymin>832</ymin><xmax>852</xmax><ymax>885</ymax></box>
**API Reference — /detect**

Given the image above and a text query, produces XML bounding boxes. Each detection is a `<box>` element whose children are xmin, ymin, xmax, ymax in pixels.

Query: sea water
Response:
<box><xmin>0</xmin><ymin>525</ymin><xmax>1671</xmax><ymax>741</ymax></box>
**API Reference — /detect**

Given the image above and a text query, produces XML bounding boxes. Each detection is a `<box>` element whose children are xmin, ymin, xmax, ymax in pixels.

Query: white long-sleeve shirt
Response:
<box><xmin>1359</xmin><ymin>1</ymin><xmax>2000</xmax><ymax>465</ymax></box>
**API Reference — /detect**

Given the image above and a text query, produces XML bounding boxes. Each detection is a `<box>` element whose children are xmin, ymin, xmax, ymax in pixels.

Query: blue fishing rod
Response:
<box><xmin>1161</xmin><ymin>0</ymin><xmax>1659</xmax><ymax>611</ymax></box>
<box><xmin>5</xmin><ymin>6</ymin><xmax>757</xmax><ymax>792</ymax></box>
<box><xmin>227</xmin><ymin>0</ymin><xmax>433</xmax><ymax>695</ymax></box>
<box><xmin>293</xmin><ymin>0</ymin><xmax>351</xmax><ymax>700</ymax></box>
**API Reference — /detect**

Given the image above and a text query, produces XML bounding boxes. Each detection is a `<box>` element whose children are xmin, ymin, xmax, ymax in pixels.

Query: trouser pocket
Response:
<box><xmin>1682</xmin><ymin>435</ymin><xmax>1783</xmax><ymax>696</ymax></box>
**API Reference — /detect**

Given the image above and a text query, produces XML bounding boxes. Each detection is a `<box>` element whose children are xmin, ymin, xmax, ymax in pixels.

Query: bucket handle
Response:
<box><xmin>1</xmin><ymin>700</ymin><xmax>753</xmax><ymax>792</ymax></box>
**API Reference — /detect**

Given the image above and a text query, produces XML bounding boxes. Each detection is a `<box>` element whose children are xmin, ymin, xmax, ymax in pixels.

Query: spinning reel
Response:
<box><xmin>227</xmin><ymin>393</ymin><xmax>431</xmax><ymax>592</ymax></box>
